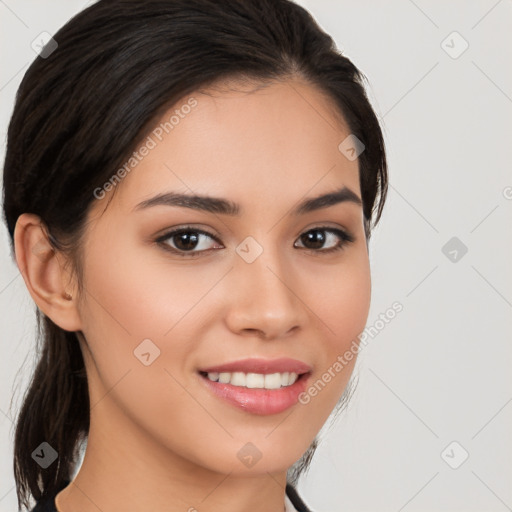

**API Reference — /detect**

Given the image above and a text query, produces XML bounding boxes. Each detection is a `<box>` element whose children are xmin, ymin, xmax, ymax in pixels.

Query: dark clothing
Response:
<box><xmin>286</xmin><ymin>483</ymin><xmax>314</xmax><ymax>511</ymax></box>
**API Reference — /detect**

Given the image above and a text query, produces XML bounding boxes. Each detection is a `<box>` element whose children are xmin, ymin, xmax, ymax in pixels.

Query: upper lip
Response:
<box><xmin>198</xmin><ymin>357</ymin><xmax>312</xmax><ymax>375</ymax></box>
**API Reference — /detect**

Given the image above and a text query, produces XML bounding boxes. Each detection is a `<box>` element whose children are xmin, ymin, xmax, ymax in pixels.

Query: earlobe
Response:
<box><xmin>13</xmin><ymin>213</ymin><xmax>83</xmax><ymax>332</ymax></box>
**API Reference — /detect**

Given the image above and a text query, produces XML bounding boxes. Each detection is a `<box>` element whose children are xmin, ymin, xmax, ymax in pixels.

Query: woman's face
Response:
<box><xmin>73</xmin><ymin>78</ymin><xmax>371</xmax><ymax>476</ymax></box>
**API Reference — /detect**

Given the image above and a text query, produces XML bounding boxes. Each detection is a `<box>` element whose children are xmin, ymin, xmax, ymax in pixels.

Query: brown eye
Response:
<box><xmin>170</xmin><ymin>231</ymin><xmax>201</xmax><ymax>251</ymax></box>
<box><xmin>295</xmin><ymin>227</ymin><xmax>354</xmax><ymax>253</ymax></box>
<box><xmin>156</xmin><ymin>227</ymin><xmax>221</xmax><ymax>256</ymax></box>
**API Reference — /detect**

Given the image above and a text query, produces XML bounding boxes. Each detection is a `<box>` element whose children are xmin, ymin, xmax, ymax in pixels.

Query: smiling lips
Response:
<box><xmin>198</xmin><ymin>357</ymin><xmax>312</xmax><ymax>415</ymax></box>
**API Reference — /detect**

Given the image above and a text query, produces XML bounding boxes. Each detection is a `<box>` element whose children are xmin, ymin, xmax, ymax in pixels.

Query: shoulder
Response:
<box><xmin>286</xmin><ymin>482</ymin><xmax>316</xmax><ymax>512</ymax></box>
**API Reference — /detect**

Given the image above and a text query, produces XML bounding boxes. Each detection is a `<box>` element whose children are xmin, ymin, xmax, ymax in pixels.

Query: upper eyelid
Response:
<box><xmin>156</xmin><ymin>226</ymin><xmax>221</xmax><ymax>242</ymax></box>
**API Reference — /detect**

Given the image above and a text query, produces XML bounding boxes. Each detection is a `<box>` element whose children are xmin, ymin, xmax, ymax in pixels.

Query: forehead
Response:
<box><xmin>95</xmin><ymin>78</ymin><xmax>360</xmax><ymax>217</ymax></box>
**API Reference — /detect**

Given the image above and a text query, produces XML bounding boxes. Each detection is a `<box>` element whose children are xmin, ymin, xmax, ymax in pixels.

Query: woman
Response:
<box><xmin>2</xmin><ymin>0</ymin><xmax>388</xmax><ymax>511</ymax></box>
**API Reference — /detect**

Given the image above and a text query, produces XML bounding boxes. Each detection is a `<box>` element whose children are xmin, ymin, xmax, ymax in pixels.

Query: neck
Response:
<box><xmin>55</xmin><ymin>395</ymin><xmax>289</xmax><ymax>512</ymax></box>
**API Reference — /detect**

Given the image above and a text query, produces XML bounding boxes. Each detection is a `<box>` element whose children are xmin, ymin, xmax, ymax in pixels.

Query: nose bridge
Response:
<box><xmin>226</xmin><ymin>236</ymin><xmax>305</xmax><ymax>337</ymax></box>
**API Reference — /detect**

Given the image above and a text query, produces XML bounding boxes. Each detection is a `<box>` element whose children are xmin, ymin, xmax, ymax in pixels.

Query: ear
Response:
<box><xmin>13</xmin><ymin>213</ymin><xmax>83</xmax><ymax>332</ymax></box>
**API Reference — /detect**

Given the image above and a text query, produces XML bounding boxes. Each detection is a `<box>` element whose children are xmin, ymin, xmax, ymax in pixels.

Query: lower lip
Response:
<box><xmin>198</xmin><ymin>372</ymin><xmax>311</xmax><ymax>415</ymax></box>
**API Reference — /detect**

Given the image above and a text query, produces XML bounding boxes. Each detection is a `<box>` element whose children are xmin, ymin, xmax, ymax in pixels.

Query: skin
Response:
<box><xmin>14</xmin><ymin>78</ymin><xmax>371</xmax><ymax>512</ymax></box>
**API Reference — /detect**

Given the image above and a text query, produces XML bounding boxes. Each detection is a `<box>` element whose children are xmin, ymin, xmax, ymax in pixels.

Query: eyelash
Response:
<box><xmin>155</xmin><ymin>225</ymin><xmax>355</xmax><ymax>258</ymax></box>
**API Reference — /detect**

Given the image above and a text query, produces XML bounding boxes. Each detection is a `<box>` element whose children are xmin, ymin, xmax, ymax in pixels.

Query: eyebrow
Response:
<box><xmin>133</xmin><ymin>185</ymin><xmax>362</xmax><ymax>216</ymax></box>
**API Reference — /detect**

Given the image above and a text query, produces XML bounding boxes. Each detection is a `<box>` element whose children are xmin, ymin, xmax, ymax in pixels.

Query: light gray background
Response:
<box><xmin>1</xmin><ymin>1</ymin><xmax>511</xmax><ymax>511</ymax></box>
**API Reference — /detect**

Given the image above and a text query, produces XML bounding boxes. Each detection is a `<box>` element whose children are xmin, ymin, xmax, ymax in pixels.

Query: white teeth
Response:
<box><xmin>218</xmin><ymin>372</ymin><xmax>231</xmax><ymax>384</ymax></box>
<box><xmin>230</xmin><ymin>372</ymin><xmax>246</xmax><ymax>387</ymax></box>
<box><xmin>205</xmin><ymin>371</ymin><xmax>299</xmax><ymax>389</ymax></box>
<box><xmin>246</xmin><ymin>373</ymin><xmax>264</xmax><ymax>388</ymax></box>
<box><xmin>208</xmin><ymin>372</ymin><xmax>220</xmax><ymax>382</ymax></box>
<box><xmin>264</xmin><ymin>373</ymin><xmax>282</xmax><ymax>389</ymax></box>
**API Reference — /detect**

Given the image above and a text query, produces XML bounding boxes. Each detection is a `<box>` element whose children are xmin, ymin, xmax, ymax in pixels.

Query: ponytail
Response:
<box><xmin>13</xmin><ymin>313</ymin><xmax>89</xmax><ymax>510</ymax></box>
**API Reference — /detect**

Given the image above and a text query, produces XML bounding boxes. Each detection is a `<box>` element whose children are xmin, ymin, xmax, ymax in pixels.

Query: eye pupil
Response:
<box><xmin>175</xmin><ymin>232</ymin><xmax>199</xmax><ymax>250</ymax></box>
<box><xmin>302</xmin><ymin>229</ymin><xmax>325</xmax><ymax>249</ymax></box>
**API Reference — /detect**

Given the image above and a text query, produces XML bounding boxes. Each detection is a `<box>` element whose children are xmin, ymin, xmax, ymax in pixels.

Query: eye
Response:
<box><xmin>294</xmin><ymin>227</ymin><xmax>354</xmax><ymax>253</ymax></box>
<box><xmin>155</xmin><ymin>225</ymin><xmax>354</xmax><ymax>257</ymax></box>
<box><xmin>156</xmin><ymin>226</ymin><xmax>221</xmax><ymax>255</ymax></box>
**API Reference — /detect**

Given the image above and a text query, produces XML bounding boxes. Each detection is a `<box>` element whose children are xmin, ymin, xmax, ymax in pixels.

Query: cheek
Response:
<box><xmin>76</xmin><ymin>239</ymin><xmax>211</xmax><ymax>406</ymax></box>
<box><xmin>298</xmin><ymin>248</ymin><xmax>371</xmax><ymax>409</ymax></box>
<box><xmin>76</xmin><ymin>244</ymin><xmax>215</xmax><ymax>452</ymax></box>
<box><xmin>310</xmin><ymin>248</ymin><xmax>371</xmax><ymax>351</ymax></box>
<box><xmin>80</xmin><ymin>236</ymin><xmax>218</xmax><ymax>341</ymax></box>
<box><xmin>77</xmin><ymin>236</ymin><xmax>236</xmax><ymax>412</ymax></box>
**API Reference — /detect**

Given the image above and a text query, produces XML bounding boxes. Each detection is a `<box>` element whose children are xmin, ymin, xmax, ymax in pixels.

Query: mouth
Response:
<box><xmin>196</xmin><ymin>360</ymin><xmax>312</xmax><ymax>415</ymax></box>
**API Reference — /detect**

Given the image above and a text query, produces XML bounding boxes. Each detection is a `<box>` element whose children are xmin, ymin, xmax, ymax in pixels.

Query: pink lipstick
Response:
<box><xmin>197</xmin><ymin>357</ymin><xmax>312</xmax><ymax>415</ymax></box>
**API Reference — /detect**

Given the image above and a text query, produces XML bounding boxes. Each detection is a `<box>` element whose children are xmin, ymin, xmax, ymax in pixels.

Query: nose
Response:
<box><xmin>224</xmin><ymin>245</ymin><xmax>308</xmax><ymax>340</ymax></box>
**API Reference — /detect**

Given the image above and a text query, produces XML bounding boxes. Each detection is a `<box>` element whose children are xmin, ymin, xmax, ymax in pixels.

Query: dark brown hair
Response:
<box><xmin>2</xmin><ymin>0</ymin><xmax>388</xmax><ymax>509</ymax></box>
